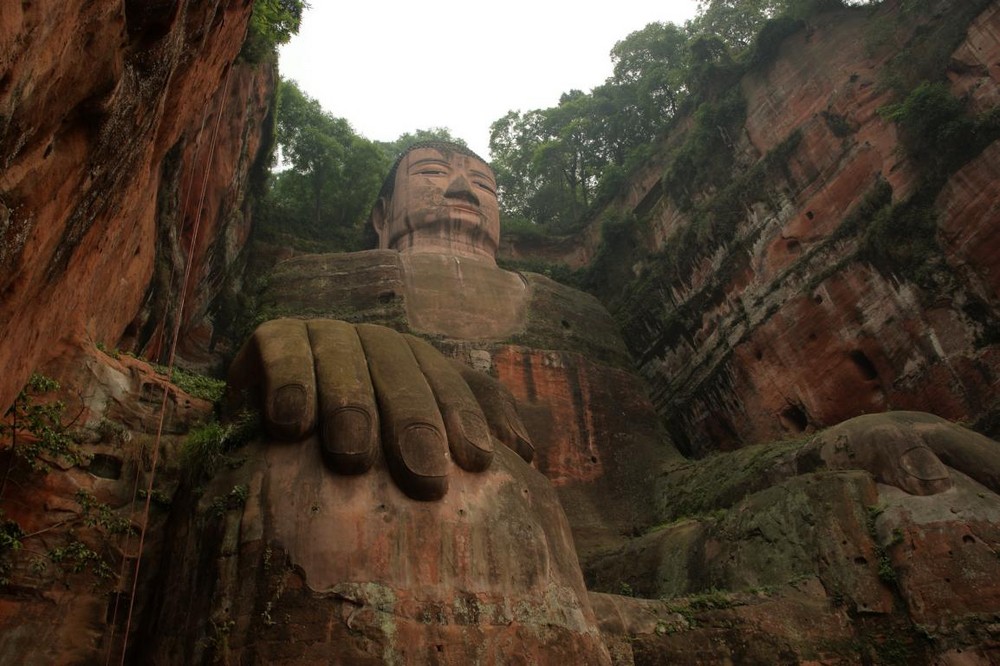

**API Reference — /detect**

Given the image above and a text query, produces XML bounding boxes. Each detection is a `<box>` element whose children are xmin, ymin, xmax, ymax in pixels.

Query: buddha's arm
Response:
<box><xmin>657</xmin><ymin>413</ymin><xmax>999</xmax><ymax>522</ymax></box>
<box><xmin>888</xmin><ymin>411</ymin><xmax>1000</xmax><ymax>494</ymax></box>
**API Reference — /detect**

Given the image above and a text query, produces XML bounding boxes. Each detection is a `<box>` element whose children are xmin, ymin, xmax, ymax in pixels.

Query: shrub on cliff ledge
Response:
<box><xmin>0</xmin><ymin>376</ymin><xmax>130</xmax><ymax>586</ymax></box>
<box><xmin>240</xmin><ymin>0</ymin><xmax>307</xmax><ymax>63</ymax></box>
<box><xmin>880</xmin><ymin>83</ymin><xmax>974</xmax><ymax>174</ymax></box>
<box><xmin>147</xmin><ymin>361</ymin><xmax>227</xmax><ymax>404</ymax></box>
<box><xmin>181</xmin><ymin>410</ymin><xmax>260</xmax><ymax>485</ymax></box>
<box><xmin>0</xmin><ymin>374</ymin><xmax>76</xmax><ymax>480</ymax></box>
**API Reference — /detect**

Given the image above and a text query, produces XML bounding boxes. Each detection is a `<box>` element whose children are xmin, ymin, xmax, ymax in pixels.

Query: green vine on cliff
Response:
<box><xmin>0</xmin><ymin>374</ymin><xmax>77</xmax><ymax>490</ymax></box>
<box><xmin>239</xmin><ymin>0</ymin><xmax>309</xmax><ymax>64</ymax></box>
<box><xmin>604</xmin><ymin>127</ymin><xmax>801</xmax><ymax>363</ymax></box>
<box><xmin>0</xmin><ymin>375</ymin><xmax>132</xmax><ymax>587</ymax></box>
<box><xmin>880</xmin><ymin>83</ymin><xmax>1000</xmax><ymax>185</ymax></box>
<box><xmin>865</xmin><ymin>505</ymin><xmax>899</xmax><ymax>587</ymax></box>
<box><xmin>874</xmin><ymin>0</ymin><xmax>996</xmax><ymax>95</ymax></box>
<box><xmin>862</xmin><ymin>84</ymin><xmax>1000</xmax><ymax>290</ymax></box>
<box><xmin>661</xmin><ymin>91</ymin><xmax>747</xmax><ymax>211</ymax></box>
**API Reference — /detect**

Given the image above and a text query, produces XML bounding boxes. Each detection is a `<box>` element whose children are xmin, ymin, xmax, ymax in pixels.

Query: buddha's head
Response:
<box><xmin>371</xmin><ymin>142</ymin><xmax>500</xmax><ymax>262</ymax></box>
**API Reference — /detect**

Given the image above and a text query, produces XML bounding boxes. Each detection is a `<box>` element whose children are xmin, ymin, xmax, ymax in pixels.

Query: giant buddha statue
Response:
<box><xmin>227</xmin><ymin>142</ymin><xmax>671</xmax><ymax>559</ymax></box>
<box><xmin>140</xmin><ymin>143</ymin><xmax>1000</xmax><ymax>664</ymax></box>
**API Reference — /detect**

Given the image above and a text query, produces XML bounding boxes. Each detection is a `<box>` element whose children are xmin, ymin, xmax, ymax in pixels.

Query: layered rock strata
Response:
<box><xmin>0</xmin><ymin>0</ymin><xmax>272</xmax><ymax>412</ymax></box>
<box><xmin>508</xmin><ymin>1</ymin><xmax>1000</xmax><ymax>456</ymax></box>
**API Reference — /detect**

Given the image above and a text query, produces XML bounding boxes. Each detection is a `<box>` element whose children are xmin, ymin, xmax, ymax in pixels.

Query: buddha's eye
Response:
<box><xmin>416</xmin><ymin>169</ymin><xmax>447</xmax><ymax>176</ymax></box>
<box><xmin>476</xmin><ymin>182</ymin><xmax>497</xmax><ymax>196</ymax></box>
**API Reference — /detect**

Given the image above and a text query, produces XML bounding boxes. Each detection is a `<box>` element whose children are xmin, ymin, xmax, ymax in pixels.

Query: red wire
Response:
<box><xmin>115</xmin><ymin>64</ymin><xmax>233</xmax><ymax>666</ymax></box>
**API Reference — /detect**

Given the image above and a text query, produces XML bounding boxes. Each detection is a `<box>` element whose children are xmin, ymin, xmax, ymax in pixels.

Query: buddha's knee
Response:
<box><xmin>803</xmin><ymin>413</ymin><xmax>952</xmax><ymax>496</ymax></box>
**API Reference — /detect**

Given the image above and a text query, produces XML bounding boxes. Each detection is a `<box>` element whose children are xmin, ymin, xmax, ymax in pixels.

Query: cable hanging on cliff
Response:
<box><xmin>105</xmin><ymin>64</ymin><xmax>234</xmax><ymax>666</ymax></box>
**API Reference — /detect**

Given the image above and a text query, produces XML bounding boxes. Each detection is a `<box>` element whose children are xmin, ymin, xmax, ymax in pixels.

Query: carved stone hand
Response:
<box><xmin>229</xmin><ymin>318</ymin><xmax>532</xmax><ymax>500</ymax></box>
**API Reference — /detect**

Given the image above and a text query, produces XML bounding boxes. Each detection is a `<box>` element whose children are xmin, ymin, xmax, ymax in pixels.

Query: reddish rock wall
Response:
<box><xmin>130</xmin><ymin>60</ymin><xmax>275</xmax><ymax>366</ymax></box>
<box><xmin>492</xmin><ymin>346</ymin><xmax>677</xmax><ymax>564</ymax></box>
<box><xmin>581</xmin><ymin>1</ymin><xmax>1000</xmax><ymax>455</ymax></box>
<box><xmin>0</xmin><ymin>4</ymin><xmax>272</xmax><ymax>657</ymax></box>
<box><xmin>0</xmin><ymin>0</ymin><xmax>272</xmax><ymax>413</ymax></box>
<box><xmin>0</xmin><ymin>344</ymin><xmax>212</xmax><ymax>663</ymax></box>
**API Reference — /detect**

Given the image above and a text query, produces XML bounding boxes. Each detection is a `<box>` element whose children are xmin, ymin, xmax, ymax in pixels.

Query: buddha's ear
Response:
<box><xmin>371</xmin><ymin>197</ymin><xmax>389</xmax><ymax>249</ymax></box>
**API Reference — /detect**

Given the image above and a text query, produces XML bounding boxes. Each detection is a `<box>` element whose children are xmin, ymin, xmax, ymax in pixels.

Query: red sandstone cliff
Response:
<box><xmin>2</xmin><ymin>1</ymin><xmax>1000</xmax><ymax>663</ymax></box>
<box><xmin>0</xmin><ymin>1</ymin><xmax>274</xmax><ymax>661</ymax></box>
<box><xmin>0</xmin><ymin>0</ymin><xmax>273</xmax><ymax>413</ymax></box>
<box><xmin>509</xmin><ymin>0</ymin><xmax>1000</xmax><ymax>456</ymax></box>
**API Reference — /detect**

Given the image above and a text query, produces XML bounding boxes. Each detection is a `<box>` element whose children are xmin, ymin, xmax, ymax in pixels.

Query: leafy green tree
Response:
<box><xmin>251</xmin><ymin>0</ymin><xmax>307</xmax><ymax>45</ymax></box>
<box><xmin>690</xmin><ymin>0</ymin><xmax>875</xmax><ymax>54</ymax></box>
<box><xmin>489</xmin><ymin>109</ymin><xmax>542</xmax><ymax>223</ymax></box>
<box><xmin>241</xmin><ymin>0</ymin><xmax>308</xmax><ymax>63</ymax></box>
<box><xmin>535</xmin><ymin>91</ymin><xmax>606</xmax><ymax>226</ymax></box>
<box><xmin>261</xmin><ymin>80</ymin><xmax>388</xmax><ymax>252</ymax></box>
<box><xmin>0</xmin><ymin>373</ymin><xmax>75</xmax><ymax>488</ymax></box>
<box><xmin>378</xmin><ymin>128</ymin><xmax>469</xmax><ymax>162</ymax></box>
<box><xmin>490</xmin><ymin>97</ymin><xmax>601</xmax><ymax>232</ymax></box>
<box><xmin>691</xmin><ymin>0</ymin><xmax>785</xmax><ymax>49</ymax></box>
<box><xmin>0</xmin><ymin>374</ymin><xmax>130</xmax><ymax>585</ymax></box>
<box><xmin>490</xmin><ymin>23</ymin><xmax>694</xmax><ymax>234</ymax></box>
<box><xmin>610</xmin><ymin>21</ymin><xmax>690</xmax><ymax>137</ymax></box>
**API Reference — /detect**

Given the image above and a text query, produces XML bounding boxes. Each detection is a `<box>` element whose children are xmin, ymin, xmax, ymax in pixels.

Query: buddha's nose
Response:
<box><xmin>444</xmin><ymin>173</ymin><xmax>479</xmax><ymax>207</ymax></box>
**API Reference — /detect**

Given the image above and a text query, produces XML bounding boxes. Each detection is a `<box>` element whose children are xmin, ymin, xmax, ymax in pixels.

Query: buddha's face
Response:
<box><xmin>372</xmin><ymin>147</ymin><xmax>500</xmax><ymax>261</ymax></box>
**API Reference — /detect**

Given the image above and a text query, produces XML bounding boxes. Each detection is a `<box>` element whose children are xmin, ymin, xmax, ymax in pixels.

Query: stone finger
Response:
<box><xmin>356</xmin><ymin>324</ymin><xmax>448</xmax><ymax>500</ymax></box>
<box><xmin>455</xmin><ymin>362</ymin><xmax>534</xmax><ymax>464</ymax></box>
<box><xmin>406</xmin><ymin>335</ymin><xmax>493</xmax><ymax>473</ymax></box>
<box><xmin>307</xmin><ymin>320</ymin><xmax>379</xmax><ymax>474</ymax></box>
<box><xmin>252</xmin><ymin>318</ymin><xmax>317</xmax><ymax>441</ymax></box>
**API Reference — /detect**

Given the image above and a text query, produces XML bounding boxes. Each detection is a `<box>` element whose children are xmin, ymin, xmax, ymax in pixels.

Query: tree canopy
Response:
<box><xmin>256</xmin><ymin>0</ymin><xmax>883</xmax><ymax>251</ymax></box>
<box><xmin>490</xmin><ymin>0</ymin><xmax>878</xmax><ymax>237</ymax></box>
<box><xmin>257</xmin><ymin>80</ymin><xmax>388</xmax><ymax>252</ymax></box>
<box><xmin>241</xmin><ymin>0</ymin><xmax>308</xmax><ymax>63</ymax></box>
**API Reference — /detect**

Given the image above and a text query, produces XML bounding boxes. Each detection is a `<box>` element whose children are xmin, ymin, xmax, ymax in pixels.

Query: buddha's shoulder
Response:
<box><xmin>261</xmin><ymin>250</ymin><xmax>406</xmax><ymax>324</ymax></box>
<box><xmin>509</xmin><ymin>271</ymin><xmax>632</xmax><ymax>368</ymax></box>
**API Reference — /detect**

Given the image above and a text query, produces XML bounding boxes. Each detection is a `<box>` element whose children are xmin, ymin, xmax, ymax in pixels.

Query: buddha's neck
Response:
<box><xmin>391</xmin><ymin>234</ymin><xmax>497</xmax><ymax>265</ymax></box>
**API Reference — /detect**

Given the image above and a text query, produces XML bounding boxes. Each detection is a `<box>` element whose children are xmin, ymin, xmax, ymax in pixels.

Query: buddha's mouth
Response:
<box><xmin>420</xmin><ymin>206</ymin><xmax>487</xmax><ymax>225</ymax></box>
<box><xmin>442</xmin><ymin>203</ymin><xmax>480</xmax><ymax>215</ymax></box>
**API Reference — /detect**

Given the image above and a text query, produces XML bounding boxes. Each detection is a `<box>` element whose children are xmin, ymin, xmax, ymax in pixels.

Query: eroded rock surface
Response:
<box><xmin>589</xmin><ymin>414</ymin><xmax>1000</xmax><ymax>664</ymax></box>
<box><xmin>508</xmin><ymin>2</ymin><xmax>1000</xmax><ymax>456</ymax></box>
<box><xmin>0</xmin><ymin>0</ymin><xmax>272</xmax><ymax>411</ymax></box>
<box><xmin>141</xmin><ymin>441</ymin><xmax>611</xmax><ymax>664</ymax></box>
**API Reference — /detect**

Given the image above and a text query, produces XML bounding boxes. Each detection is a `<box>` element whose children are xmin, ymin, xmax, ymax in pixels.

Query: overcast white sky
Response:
<box><xmin>278</xmin><ymin>1</ymin><xmax>701</xmax><ymax>158</ymax></box>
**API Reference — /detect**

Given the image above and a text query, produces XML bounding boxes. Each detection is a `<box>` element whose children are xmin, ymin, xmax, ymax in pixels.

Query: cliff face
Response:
<box><xmin>0</xmin><ymin>1</ymin><xmax>274</xmax><ymax>661</ymax></box>
<box><xmin>3</xmin><ymin>1</ymin><xmax>1000</xmax><ymax>663</ymax></box>
<box><xmin>567</xmin><ymin>0</ymin><xmax>1000</xmax><ymax>456</ymax></box>
<box><xmin>0</xmin><ymin>0</ymin><xmax>273</xmax><ymax>413</ymax></box>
